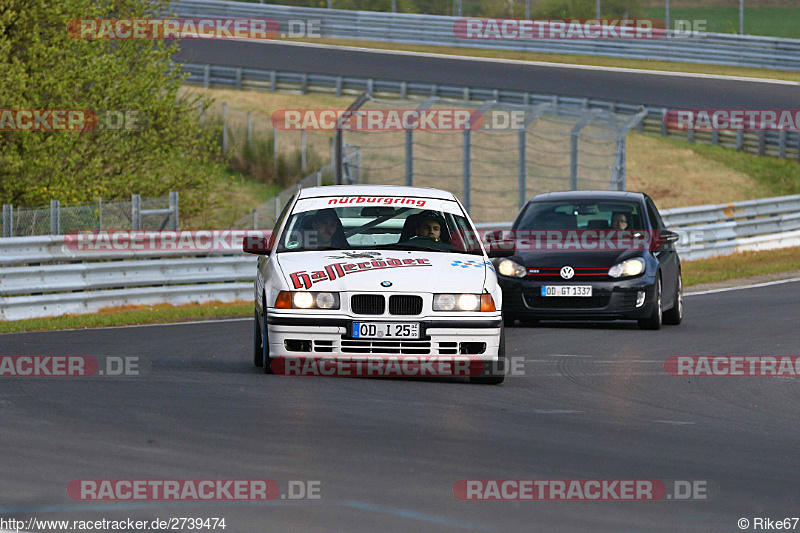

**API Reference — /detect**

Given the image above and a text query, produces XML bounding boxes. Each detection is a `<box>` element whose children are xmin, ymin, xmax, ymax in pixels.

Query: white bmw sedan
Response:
<box><xmin>244</xmin><ymin>185</ymin><xmax>508</xmax><ymax>384</ymax></box>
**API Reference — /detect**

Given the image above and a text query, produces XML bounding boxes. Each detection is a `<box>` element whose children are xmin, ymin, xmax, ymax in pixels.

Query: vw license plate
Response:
<box><xmin>542</xmin><ymin>285</ymin><xmax>593</xmax><ymax>297</ymax></box>
<box><xmin>352</xmin><ymin>322</ymin><xmax>420</xmax><ymax>339</ymax></box>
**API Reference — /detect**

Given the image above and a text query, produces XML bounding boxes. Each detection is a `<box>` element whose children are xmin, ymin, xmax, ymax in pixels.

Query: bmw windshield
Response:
<box><xmin>276</xmin><ymin>200</ymin><xmax>484</xmax><ymax>255</ymax></box>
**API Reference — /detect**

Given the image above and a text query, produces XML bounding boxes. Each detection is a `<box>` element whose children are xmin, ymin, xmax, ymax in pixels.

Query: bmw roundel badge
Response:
<box><xmin>381</xmin><ymin>281</ymin><xmax>392</xmax><ymax>287</ymax></box>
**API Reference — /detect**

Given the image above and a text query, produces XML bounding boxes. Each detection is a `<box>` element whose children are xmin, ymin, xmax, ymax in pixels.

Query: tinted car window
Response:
<box><xmin>516</xmin><ymin>201</ymin><xmax>644</xmax><ymax>230</ymax></box>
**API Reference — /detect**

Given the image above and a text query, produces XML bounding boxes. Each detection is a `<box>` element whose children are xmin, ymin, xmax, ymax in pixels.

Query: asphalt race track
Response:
<box><xmin>173</xmin><ymin>40</ymin><xmax>800</xmax><ymax>109</ymax></box>
<box><xmin>2</xmin><ymin>280</ymin><xmax>799</xmax><ymax>531</ymax></box>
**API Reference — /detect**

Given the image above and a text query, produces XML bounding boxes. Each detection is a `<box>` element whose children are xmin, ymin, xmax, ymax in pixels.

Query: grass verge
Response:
<box><xmin>642</xmin><ymin>6</ymin><xmax>800</xmax><ymax>39</ymax></box>
<box><xmin>0</xmin><ymin>301</ymin><xmax>252</xmax><ymax>335</ymax></box>
<box><xmin>683</xmin><ymin>247</ymin><xmax>800</xmax><ymax>286</ymax></box>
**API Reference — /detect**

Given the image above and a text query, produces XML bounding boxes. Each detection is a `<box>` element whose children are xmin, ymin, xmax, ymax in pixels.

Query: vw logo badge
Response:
<box><xmin>560</xmin><ymin>266</ymin><xmax>575</xmax><ymax>280</ymax></box>
<box><xmin>381</xmin><ymin>281</ymin><xmax>392</xmax><ymax>287</ymax></box>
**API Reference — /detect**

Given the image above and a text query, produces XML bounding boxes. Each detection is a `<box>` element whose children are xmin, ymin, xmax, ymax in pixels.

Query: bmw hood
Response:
<box><xmin>276</xmin><ymin>250</ymin><xmax>492</xmax><ymax>293</ymax></box>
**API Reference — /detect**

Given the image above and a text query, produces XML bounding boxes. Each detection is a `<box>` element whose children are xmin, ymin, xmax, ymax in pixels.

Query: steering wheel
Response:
<box><xmin>407</xmin><ymin>235</ymin><xmax>438</xmax><ymax>242</ymax></box>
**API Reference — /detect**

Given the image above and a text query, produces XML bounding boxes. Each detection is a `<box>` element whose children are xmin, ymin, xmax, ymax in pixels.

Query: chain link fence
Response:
<box><xmin>1</xmin><ymin>193</ymin><xmax>179</xmax><ymax>238</ymax></box>
<box><xmin>342</xmin><ymin>97</ymin><xmax>645</xmax><ymax>224</ymax></box>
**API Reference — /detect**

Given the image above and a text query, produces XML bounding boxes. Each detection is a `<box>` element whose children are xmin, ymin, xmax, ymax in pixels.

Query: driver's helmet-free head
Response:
<box><xmin>416</xmin><ymin>210</ymin><xmax>446</xmax><ymax>241</ymax></box>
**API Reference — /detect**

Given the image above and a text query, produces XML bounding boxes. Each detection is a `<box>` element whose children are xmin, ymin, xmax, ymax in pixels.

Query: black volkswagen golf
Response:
<box><xmin>489</xmin><ymin>191</ymin><xmax>683</xmax><ymax>330</ymax></box>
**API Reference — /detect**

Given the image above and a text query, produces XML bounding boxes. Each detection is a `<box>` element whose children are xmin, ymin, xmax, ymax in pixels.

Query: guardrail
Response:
<box><xmin>0</xmin><ymin>233</ymin><xmax>258</xmax><ymax>321</ymax></box>
<box><xmin>2</xmin><ymin>195</ymin><xmax>798</xmax><ymax>321</ymax></box>
<box><xmin>179</xmin><ymin>63</ymin><xmax>800</xmax><ymax>162</ymax></box>
<box><xmin>171</xmin><ymin>0</ymin><xmax>800</xmax><ymax>71</ymax></box>
<box><xmin>660</xmin><ymin>194</ymin><xmax>800</xmax><ymax>260</ymax></box>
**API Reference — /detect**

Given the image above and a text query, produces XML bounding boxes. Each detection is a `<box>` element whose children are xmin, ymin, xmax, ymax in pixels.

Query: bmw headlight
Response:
<box><xmin>497</xmin><ymin>258</ymin><xmax>526</xmax><ymax>278</ymax></box>
<box><xmin>608</xmin><ymin>257</ymin><xmax>645</xmax><ymax>278</ymax></box>
<box><xmin>434</xmin><ymin>294</ymin><xmax>496</xmax><ymax>312</ymax></box>
<box><xmin>276</xmin><ymin>291</ymin><xmax>340</xmax><ymax>309</ymax></box>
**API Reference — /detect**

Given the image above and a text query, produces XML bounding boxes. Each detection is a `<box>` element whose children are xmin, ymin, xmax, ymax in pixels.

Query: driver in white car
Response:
<box><xmin>417</xmin><ymin>214</ymin><xmax>443</xmax><ymax>241</ymax></box>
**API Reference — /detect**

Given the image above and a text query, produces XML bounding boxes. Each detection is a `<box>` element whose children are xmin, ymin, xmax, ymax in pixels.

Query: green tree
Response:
<box><xmin>0</xmin><ymin>0</ymin><xmax>220</xmax><ymax>208</ymax></box>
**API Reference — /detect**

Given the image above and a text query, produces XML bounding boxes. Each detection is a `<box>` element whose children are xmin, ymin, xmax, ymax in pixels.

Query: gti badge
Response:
<box><xmin>381</xmin><ymin>281</ymin><xmax>392</xmax><ymax>287</ymax></box>
<box><xmin>560</xmin><ymin>266</ymin><xmax>575</xmax><ymax>280</ymax></box>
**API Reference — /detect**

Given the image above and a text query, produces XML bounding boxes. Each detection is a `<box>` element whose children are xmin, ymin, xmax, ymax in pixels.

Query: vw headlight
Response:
<box><xmin>497</xmin><ymin>258</ymin><xmax>526</xmax><ymax>278</ymax></box>
<box><xmin>608</xmin><ymin>257</ymin><xmax>645</xmax><ymax>278</ymax></box>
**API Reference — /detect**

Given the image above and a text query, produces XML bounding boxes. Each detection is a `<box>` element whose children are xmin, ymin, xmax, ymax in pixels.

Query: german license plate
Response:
<box><xmin>352</xmin><ymin>322</ymin><xmax>420</xmax><ymax>339</ymax></box>
<box><xmin>541</xmin><ymin>285</ymin><xmax>593</xmax><ymax>297</ymax></box>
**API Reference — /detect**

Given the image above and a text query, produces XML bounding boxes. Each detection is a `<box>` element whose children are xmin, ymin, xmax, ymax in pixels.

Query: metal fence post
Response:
<box><xmin>2</xmin><ymin>204</ymin><xmax>12</xmax><ymax>237</ymax></box>
<box><xmin>611</xmin><ymin>136</ymin><xmax>627</xmax><ymax>191</ymax></box>
<box><xmin>203</xmin><ymin>65</ymin><xmax>210</xmax><ymax>88</ymax></box>
<box><xmin>98</xmin><ymin>197</ymin><xmax>103</xmax><ymax>230</ymax></box>
<box><xmin>518</xmin><ymin>127</ymin><xmax>526</xmax><ymax>210</ymax></box>
<box><xmin>50</xmin><ymin>200</ymin><xmax>60</xmax><ymax>235</ymax></box>
<box><xmin>797</xmin><ymin>132</ymin><xmax>800</xmax><ymax>163</ymax></box>
<box><xmin>235</xmin><ymin>67</ymin><xmax>242</xmax><ymax>90</ymax></box>
<box><xmin>274</xmin><ymin>127</ymin><xmax>279</xmax><ymax>175</ymax></box>
<box><xmin>711</xmin><ymin>129</ymin><xmax>719</xmax><ymax>145</ymax></box>
<box><xmin>736</xmin><ymin>130</ymin><xmax>744</xmax><ymax>150</ymax></box>
<box><xmin>405</xmin><ymin>129</ymin><xmax>413</xmax><ymax>186</ymax></box>
<box><xmin>252</xmin><ymin>210</ymin><xmax>258</xmax><ymax>230</ymax></box>
<box><xmin>462</xmin><ymin>128</ymin><xmax>471</xmax><ymax>214</ymax></box>
<box><xmin>661</xmin><ymin>108</ymin><xmax>668</xmax><ymax>136</ymax></box>
<box><xmin>247</xmin><ymin>112</ymin><xmax>253</xmax><ymax>150</ymax></box>
<box><xmin>301</xmin><ymin>129</ymin><xmax>307</xmax><ymax>173</ymax></box>
<box><xmin>169</xmin><ymin>191</ymin><xmax>179</xmax><ymax>230</ymax></box>
<box><xmin>301</xmin><ymin>73</ymin><xmax>308</xmax><ymax>94</ymax></box>
<box><xmin>132</xmin><ymin>194</ymin><xmax>141</xmax><ymax>230</ymax></box>
<box><xmin>758</xmin><ymin>131</ymin><xmax>766</xmax><ymax>156</ymax></box>
<box><xmin>779</xmin><ymin>130</ymin><xmax>787</xmax><ymax>159</ymax></box>
<box><xmin>400</xmin><ymin>81</ymin><xmax>407</xmax><ymax>99</ymax></box>
<box><xmin>335</xmin><ymin>76</ymin><xmax>342</xmax><ymax>97</ymax></box>
<box><xmin>222</xmin><ymin>103</ymin><xmax>228</xmax><ymax>155</ymax></box>
<box><xmin>317</xmin><ymin>170</ymin><xmax>322</xmax><ymax>187</ymax></box>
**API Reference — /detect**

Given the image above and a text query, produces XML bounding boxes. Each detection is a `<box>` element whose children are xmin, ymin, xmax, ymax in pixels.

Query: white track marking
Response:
<box><xmin>250</xmin><ymin>40</ymin><xmax>799</xmax><ymax>85</ymax></box>
<box><xmin>685</xmin><ymin>276</ymin><xmax>800</xmax><ymax>296</ymax></box>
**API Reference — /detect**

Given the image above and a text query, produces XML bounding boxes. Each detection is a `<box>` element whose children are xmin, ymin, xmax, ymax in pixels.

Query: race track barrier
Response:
<box><xmin>2</xmin><ymin>195</ymin><xmax>799</xmax><ymax>321</ymax></box>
